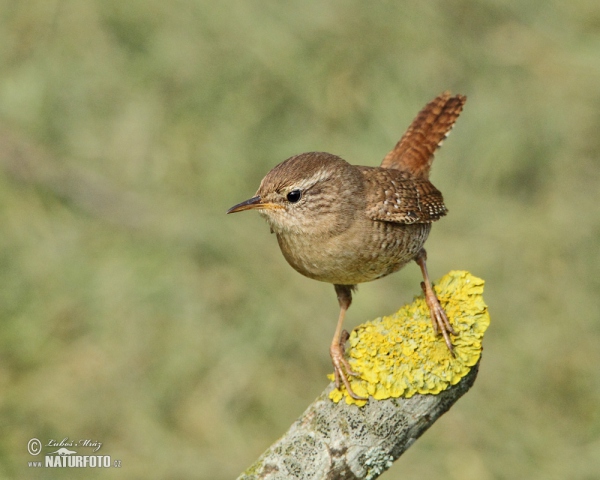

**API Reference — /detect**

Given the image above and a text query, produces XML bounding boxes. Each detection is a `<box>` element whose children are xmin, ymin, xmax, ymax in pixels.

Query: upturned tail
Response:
<box><xmin>380</xmin><ymin>92</ymin><xmax>467</xmax><ymax>179</ymax></box>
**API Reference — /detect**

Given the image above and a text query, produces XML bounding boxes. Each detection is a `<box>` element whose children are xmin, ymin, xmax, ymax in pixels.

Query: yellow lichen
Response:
<box><xmin>329</xmin><ymin>271</ymin><xmax>490</xmax><ymax>406</ymax></box>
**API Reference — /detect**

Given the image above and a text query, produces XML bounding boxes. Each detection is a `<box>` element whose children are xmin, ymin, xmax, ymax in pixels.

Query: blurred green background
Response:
<box><xmin>1</xmin><ymin>1</ymin><xmax>599</xmax><ymax>478</ymax></box>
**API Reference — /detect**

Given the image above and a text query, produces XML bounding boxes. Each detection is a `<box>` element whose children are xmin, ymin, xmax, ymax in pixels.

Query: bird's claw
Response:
<box><xmin>330</xmin><ymin>332</ymin><xmax>366</xmax><ymax>401</ymax></box>
<box><xmin>421</xmin><ymin>281</ymin><xmax>457</xmax><ymax>354</ymax></box>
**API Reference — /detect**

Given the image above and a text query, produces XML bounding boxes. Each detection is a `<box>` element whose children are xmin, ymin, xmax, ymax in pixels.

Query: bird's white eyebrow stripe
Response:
<box><xmin>291</xmin><ymin>169</ymin><xmax>333</xmax><ymax>191</ymax></box>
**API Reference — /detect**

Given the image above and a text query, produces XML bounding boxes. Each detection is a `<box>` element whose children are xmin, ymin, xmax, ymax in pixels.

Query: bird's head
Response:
<box><xmin>227</xmin><ymin>152</ymin><xmax>364</xmax><ymax>236</ymax></box>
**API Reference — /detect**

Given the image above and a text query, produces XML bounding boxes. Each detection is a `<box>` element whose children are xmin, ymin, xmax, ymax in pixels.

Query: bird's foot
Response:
<box><xmin>330</xmin><ymin>330</ymin><xmax>366</xmax><ymax>400</ymax></box>
<box><xmin>421</xmin><ymin>281</ymin><xmax>457</xmax><ymax>354</ymax></box>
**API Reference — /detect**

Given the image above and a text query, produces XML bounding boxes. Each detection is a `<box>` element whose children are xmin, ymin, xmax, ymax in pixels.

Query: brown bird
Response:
<box><xmin>227</xmin><ymin>92</ymin><xmax>467</xmax><ymax>399</ymax></box>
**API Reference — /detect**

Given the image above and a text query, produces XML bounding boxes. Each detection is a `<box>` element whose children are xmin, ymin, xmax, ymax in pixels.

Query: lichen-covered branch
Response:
<box><xmin>238</xmin><ymin>271</ymin><xmax>489</xmax><ymax>480</ymax></box>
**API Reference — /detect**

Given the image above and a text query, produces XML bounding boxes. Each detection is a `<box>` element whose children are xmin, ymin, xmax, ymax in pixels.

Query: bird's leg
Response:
<box><xmin>415</xmin><ymin>248</ymin><xmax>456</xmax><ymax>352</ymax></box>
<box><xmin>330</xmin><ymin>284</ymin><xmax>366</xmax><ymax>400</ymax></box>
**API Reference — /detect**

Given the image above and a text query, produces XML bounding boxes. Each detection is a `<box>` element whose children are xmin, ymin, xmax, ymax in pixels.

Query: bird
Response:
<box><xmin>227</xmin><ymin>92</ymin><xmax>467</xmax><ymax>399</ymax></box>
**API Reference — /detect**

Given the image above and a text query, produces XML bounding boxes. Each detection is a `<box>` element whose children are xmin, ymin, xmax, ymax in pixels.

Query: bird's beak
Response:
<box><xmin>226</xmin><ymin>196</ymin><xmax>283</xmax><ymax>214</ymax></box>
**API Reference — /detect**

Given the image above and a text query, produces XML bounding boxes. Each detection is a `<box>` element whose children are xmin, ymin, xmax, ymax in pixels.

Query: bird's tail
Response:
<box><xmin>380</xmin><ymin>92</ymin><xmax>466</xmax><ymax>179</ymax></box>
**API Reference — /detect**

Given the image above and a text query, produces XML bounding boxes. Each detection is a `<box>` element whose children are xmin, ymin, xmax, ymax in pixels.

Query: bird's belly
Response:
<box><xmin>276</xmin><ymin>222</ymin><xmax>431</xmax><ymax>285</ymax></box>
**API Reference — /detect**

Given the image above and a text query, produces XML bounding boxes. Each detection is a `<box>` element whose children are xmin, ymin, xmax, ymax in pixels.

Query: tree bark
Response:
<box><xmin>238</xmin><ymin>361</ymin><xmax>479</xmax><ymax>480</ymax></box>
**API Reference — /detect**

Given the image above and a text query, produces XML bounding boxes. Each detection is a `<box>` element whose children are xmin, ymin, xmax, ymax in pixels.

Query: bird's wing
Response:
<box><xmin>360</xmin><ymin>167</ymin><xmax>447</xmax><ymax>224</ymax></box>
<box><xmin>380</xmin><ymin>92</ymin><xmax>466</xmax><ymax>179</ymax></box>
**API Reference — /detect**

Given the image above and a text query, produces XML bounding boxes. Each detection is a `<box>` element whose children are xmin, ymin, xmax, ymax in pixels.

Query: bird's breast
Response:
<box><xmin>275</xmin><ymin>219</ymin><xmax>431</xmax><ymax>285</ymax></box>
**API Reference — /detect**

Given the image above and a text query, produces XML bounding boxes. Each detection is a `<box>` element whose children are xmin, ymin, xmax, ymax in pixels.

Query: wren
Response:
<box><xmin>227</xmin><ymin>92</ymin><xmax>467</xmax><ymax>400</ymax></box>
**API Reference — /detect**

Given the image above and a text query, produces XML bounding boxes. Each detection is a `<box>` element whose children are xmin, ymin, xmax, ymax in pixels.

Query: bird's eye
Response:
<box><xmin>286</xmin><ymin>189</ymin><xmax>302</xmax><ymax>203</ymax></box>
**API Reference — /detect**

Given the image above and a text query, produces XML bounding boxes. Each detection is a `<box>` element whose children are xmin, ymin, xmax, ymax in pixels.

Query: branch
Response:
<box><xmin>238</xmin><ymin>271</ymin><xmax>490</xmax><ymax>480</ymax></box>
